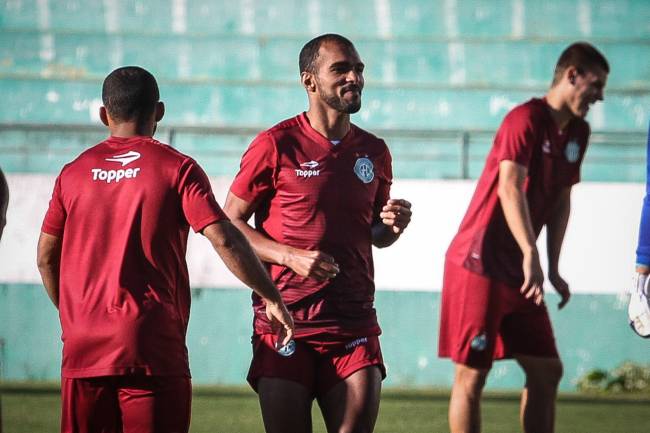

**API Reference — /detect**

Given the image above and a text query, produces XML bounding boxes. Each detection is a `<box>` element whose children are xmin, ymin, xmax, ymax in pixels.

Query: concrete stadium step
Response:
<box><xmin>2</xmin><ymin>31</ymin><xmax>649</xmax><ymax>89</ymax></box>
<box><xmin>1</xmin><ymin>78</ymin><xmax>648</xmax><ymax>131</ymax></box>
<box><xmin>2</xmin><ymin>0</ymin><xmax>649</xmax><ymax>39</ymax></box>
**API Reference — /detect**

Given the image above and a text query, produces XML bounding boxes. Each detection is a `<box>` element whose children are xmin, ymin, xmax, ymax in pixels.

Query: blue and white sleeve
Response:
<box><xmin>636</xmin><ymin>121</ymin><xmax>650</xmax><ymax>267</ymax></box>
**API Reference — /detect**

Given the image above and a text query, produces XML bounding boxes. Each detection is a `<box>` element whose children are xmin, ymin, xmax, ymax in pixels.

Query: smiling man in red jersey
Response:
<box><xmin>36</xmin><ymin>66</ymin><xmax>293</xmax><ymax>433</ymax></box>
<box><xmin>439</xmin><ymin>42</ymin><xmax>609</xmax><ymax>433</ymax></box>
<box><xmin>225</xmin><ymin>34</ymin><xmax>412</xmax><ymax>433</ymax></box>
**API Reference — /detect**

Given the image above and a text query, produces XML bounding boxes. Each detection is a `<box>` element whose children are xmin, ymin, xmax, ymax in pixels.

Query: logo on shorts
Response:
<box><xmin>470</xmin><ymin>332</ymin><xmax>487</xmax><ymax>351</ymax></box>
<box><xmin>344</xmin><ymin>337</ymin><xmax>368</xmax><ymax>351</ymax></box>
<box><xmin>354</xmin><ymin>157</ymin><xmax>374</xmax><ymax>183</ymax></box>
<box><xmin>565</xmin><ymin>140</ymin><xmax>580</xmax><ymax>163</ymax></box>
<box><xmin>277</xmin><ymin>339</ymin><xmax>296</xmax><ymax>357</ymax></box>
<box><xmin>295</xmin><ymin>160</ymin><xmax>320</xmax><ymax>178</ymax></box>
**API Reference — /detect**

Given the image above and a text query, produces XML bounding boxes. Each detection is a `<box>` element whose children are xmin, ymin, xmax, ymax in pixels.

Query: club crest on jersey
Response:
<box><xmin>295</xmin><ymin>160</ymin><xmax>320</xmax><ymax>178</ymax></box>
<box><xmin>354</xmin><ymin>157</ymin><xmax>374</xmax><ymax>184</ymax></box>
<box><xmin>565</xmin><ymin>140</ymin><xmax>580</xmax><ymax>163</ymax></box>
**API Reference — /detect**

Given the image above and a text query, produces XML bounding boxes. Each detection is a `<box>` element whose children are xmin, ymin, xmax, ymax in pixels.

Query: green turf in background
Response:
<box><xmin>3</xmin><ymin>388</ymin><xmax>650</xmax><ymax>433</ymax></box>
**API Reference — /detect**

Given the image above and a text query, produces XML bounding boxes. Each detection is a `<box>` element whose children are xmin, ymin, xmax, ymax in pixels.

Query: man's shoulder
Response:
<box><xmin>61</xmin><ymin>137</ymin><xmax>193</xmax><ymax>179</ymax></box>
<box><xmin>503</xmin><ymin>98</ymin><xmax>548</xmax><ymax>125</ymax></box>
<box><xmin>264</xmin><ymin>115</ymin><xmax>302</xmax><ymax>138</ymax></box>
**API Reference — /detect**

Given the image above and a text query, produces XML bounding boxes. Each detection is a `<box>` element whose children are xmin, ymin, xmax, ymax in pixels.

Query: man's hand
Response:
<box><xmin>549</xmin><ymin>271</ymin><xmax>571</xmax><ymax>309</ymax></box>
<box><xmin>285</xmin><ymin>248</ymin><xmax>339</xmax><ymax>281</ymax></box>
<box><xmin>521</xmin><ymin>249</ymin><xmax>544</xmax><ymax>305</ymax></box>
<box><xmin>379</xmin><ymin>198</ymin><xmax>412</xmax><ymax>234</ymax></box>
<box><xmin>265</xmin><ymin>300</ymin><xmax>295</xmax><ymax>348</ymax></box>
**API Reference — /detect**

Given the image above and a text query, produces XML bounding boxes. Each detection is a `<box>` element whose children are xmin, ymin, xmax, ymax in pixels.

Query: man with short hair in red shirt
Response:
<box><xmin>36</xmin><ymin>66</ymin><xmax>294</xmax><ymax>433</ymax></box>
<box><xmin>225</xmin><ymin>34</ymin><xmax>412</xmax><ymax>433</ymax></box>
<box><xmin>439</xmin><ymin>43</ymin><xmax>609</xmax><ymax>433</ymax></box>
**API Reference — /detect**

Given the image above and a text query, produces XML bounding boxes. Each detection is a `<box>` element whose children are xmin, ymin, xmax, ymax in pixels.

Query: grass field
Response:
<box><xmin>3</xmin><ymin>384</ymin><xmax>650</xmax><ymax>433</ymax></box>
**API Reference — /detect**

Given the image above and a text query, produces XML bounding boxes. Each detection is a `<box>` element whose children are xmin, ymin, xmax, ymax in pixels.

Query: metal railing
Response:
<box><xmin>0</xmin><ymin>123</ymin><xmax>646</xmax><ymax>180</ymax></box>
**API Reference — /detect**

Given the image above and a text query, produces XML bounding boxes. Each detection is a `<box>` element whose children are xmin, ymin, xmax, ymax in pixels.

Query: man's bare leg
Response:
<box><xmin>258</xmin><ymin>377</ymin><xmax>314</xmax><ymax>433</ymax></box>
<box><xmin>449</xmin><ymin>363</ymin><xmax>489</xmax><ymax>433</ymax></box>
<box><xmin>318</xmin><ymin>366</ymin><xmax>382</xmax><ymax>433</ymax></box>
<box><xmin>515</xmin><ymin>355</ymin><xmax>563</xmax><ymax>433</ymax></box>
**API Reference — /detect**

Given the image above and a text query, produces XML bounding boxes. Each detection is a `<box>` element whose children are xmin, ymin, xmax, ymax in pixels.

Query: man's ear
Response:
<box><xmin>301</xmin><ymin>72</ymin><xmax>317</xmax><ymax>93</ymax></box>
<box><xmin>565</xmin><ymin>66</ymin><xmax>579</xmax><ymax>86</ymax></box>
<box><xmin>155</xmin><ymin>101</ymin><xmax>165</xmax><ymax>122</ymax></box>
<box><xmin>99</xmin><ymin>106</ymin><xmax>110</xmax><ymax>126</ymax></box>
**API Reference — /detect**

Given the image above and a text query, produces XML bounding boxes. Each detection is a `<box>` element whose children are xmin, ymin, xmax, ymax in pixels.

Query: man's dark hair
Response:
<box><xmin>299</xmin><ymin>34</ymin><xmax>356</xmax><ymax>74</ymax></box>
<box><xmin>552</xmin><ymin>42</ymin><xmax>609</xmax><ymax>86</ymax></box>
<box><xmin>102</xmin><ymin>66</ymin><xmax>160</xmax><ymax>122</ymax></box>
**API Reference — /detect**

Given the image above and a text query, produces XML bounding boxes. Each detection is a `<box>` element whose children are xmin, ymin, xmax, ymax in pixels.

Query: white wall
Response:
<box><xmin>1</xmin><ymin>174</ymin><xmax>642</xmax><ymax>294</ymax></box>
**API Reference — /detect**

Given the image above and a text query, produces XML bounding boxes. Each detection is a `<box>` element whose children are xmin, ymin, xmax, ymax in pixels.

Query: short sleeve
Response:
<box><xmin>373</xmin><ymin>145</ymin><xmax>393</xmax><ymax>221</ymax></box>
<box><xmin>493</xmin><ymin>106</ymin><xmax>538</xmax><ymax>168</ymax></box>
<box><xmin>178</xmin><ymin>159</ymin><xmax>228</xmax><ymax>233</ymax></box>
<box><xmin>41</xmin><ymin>174</ymin><xmax>67</xmax><ymax>237</ymax></box>
<box><xmin>229</xmin><ymin>132</ymin><xmax>277</xmax><ymax>204</ymax></box>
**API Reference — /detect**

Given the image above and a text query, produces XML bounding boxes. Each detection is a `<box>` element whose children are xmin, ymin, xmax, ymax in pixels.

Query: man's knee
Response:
<box><xmin>522</xmin><ymin>357</ymin><xmax>563</xmax><ymax>390</ymax></box>
<box><xmin>454</xmin><ymin>364</ymin><xmax>489</xmax><ymax>400</ymax></box>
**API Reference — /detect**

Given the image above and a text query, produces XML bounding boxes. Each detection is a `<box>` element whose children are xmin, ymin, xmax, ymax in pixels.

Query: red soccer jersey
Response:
<box><xmin>446</xmin><ymin>98</ymin><xmax>590</xmax><ymax>287</ymax></box>
<box><xmin>230</xmin><ymin>113</ymin><xmax>392</xmax><ymax>337</ymax></box>
<box><xmin>41</xmin><ymin>136</ymin><xmax>227</xmax><ymax>378</ymax></box>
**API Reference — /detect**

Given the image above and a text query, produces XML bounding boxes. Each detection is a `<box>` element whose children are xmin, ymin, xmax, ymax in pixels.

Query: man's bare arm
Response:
<box><xmin>498</xmin><ymin>160</ymin><xmax>544</xmax><ymax>304</ymax></box>
<box><xmin>202</xmin><ymin>220</ymin><xmax>294</xmax><ymax>344</ymax></box>
<box><xmin>372</xmin><ymin>198</ymin><xmax>412</xmax><ymax>248</ymax></box>
<box><xmin>37</xmin><ymin>232</ymin><xmax>62</xmax><ymax>308</ymax></box>
<box><xmin>546</xmin><ymin>187</ymin><xmax>572</xmax><ymax>308</ymax></box>
<box><xmin>223</xmin><ymin>192</ymin><xmax>339</xmax><ymax>281</ymax></box>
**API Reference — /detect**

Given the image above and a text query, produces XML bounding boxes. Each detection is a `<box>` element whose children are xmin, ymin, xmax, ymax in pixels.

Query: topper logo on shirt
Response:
<box><xmin>295</xmin><ymin>160</ymin><xmax>320</xmax><ymax>178</ymax></box>
<box><xmin>91</xmin><ymin>150</ymin><xmax>142</xmax><ymax>184</ymax></box>
<box><xmin>105</xmin><ymin>150</ymin><xmax>141</xmax><ymax>166</ymax></box>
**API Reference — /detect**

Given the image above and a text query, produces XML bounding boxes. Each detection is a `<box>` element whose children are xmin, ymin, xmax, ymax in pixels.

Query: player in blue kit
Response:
<box><xmin>630</xmin><ymin>122</ymin><xmax>650</xmax><ymax>336</ymax></box>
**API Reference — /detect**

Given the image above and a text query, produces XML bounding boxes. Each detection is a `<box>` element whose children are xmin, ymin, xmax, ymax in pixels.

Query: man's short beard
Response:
<box><xmin>319</xmin><ymin>86</ymin><xmax>362</xmax><ymax>114</ymax></box>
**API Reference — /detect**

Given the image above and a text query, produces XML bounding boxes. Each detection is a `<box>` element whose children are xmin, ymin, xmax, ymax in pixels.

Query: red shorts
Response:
<box><xmin>438</xmin><ymin>261</ymin><xmax>559</xmax><ymax>369</ymax></box>
<box><xmin>61</xmin><ymin>375</ymin><xmax>191</xmax><ymax>433</ymax></box>
<box><xmin>247</xmin><ymin>333</ymin><xmax>386</xmax><ymax>398</ymax></box>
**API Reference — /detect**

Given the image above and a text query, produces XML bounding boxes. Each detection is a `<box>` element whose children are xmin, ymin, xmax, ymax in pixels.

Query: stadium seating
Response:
<box><xmin>0</xmin><ymin>0</ymin><xmax>648</xmax><ymax>181</ymax></box>
<box><xmin>2</xmin><ymin>32</ymin><xmax>650</xmax><ymax>88</ymax></box>
<box><xmin>2</xmin><ymin>0</ymin><xmax>648</xmax><ymax>39</ymax></box>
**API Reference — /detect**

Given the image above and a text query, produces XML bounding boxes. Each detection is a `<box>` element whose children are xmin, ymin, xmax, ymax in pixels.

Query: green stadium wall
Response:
<box><xmin>0</xmin><ymin>175</ymin><xmax>645</xmax><ymax>391</ymax></box>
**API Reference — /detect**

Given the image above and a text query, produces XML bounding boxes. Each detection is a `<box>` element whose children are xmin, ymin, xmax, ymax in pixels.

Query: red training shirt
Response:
<box><xmin>41</xmin><ymin>136</ymin><xmax>227</xmax><ymax>378</ymax></box>
<box><xmin>446</xmin><ymin>98</ymin><xmax>590</xmax><ymax>287</ymax></box>
<box><xmin>230</xmin><ymin>113</ymin><xmax>392</xmax><ymax>338</ymax></box>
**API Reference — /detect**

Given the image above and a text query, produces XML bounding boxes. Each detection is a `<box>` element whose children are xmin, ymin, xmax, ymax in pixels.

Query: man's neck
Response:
<box><xmin>305</xmin><ymin>105</ymin><xmax>350</xmax><ymax>141</ymax></box>
<box><xmin>544</xmin><ymin>88</ymin><xmax>574</xmax><ymax>131</ymax></box>
<box><xmin>108</xmin><ymin>121</ymin><xmax>155</xmax><ymax>138</ymax></box>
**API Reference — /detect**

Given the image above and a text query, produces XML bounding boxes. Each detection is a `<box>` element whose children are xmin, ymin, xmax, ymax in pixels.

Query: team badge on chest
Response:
<box><xmin>565</xmin><ymin>140</ymin><xmax>580</xmax><ymax>163</ymax></box>
<box><xmin>353</xmin><ymin>157</ymin><xmax>374</xmax><ymax>183</ymax></box>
